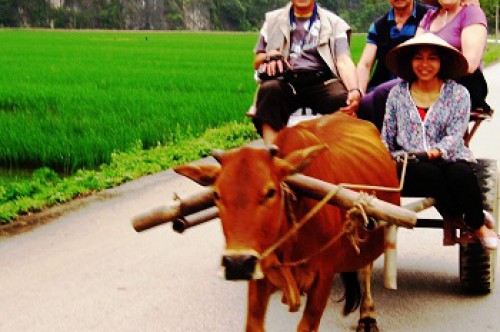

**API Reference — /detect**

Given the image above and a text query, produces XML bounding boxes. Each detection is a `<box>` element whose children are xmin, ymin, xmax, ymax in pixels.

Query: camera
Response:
<box><xmin>257</xmin><ymin>55</ymin><xmax>291</xmax><ymax>81</ymax></box>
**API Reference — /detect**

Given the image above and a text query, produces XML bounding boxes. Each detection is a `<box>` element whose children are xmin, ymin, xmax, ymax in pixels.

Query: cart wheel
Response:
<box><xmin>460</xmin><ymin>159</ymin><xmax>498</xmax><ymax>294</ymax></box>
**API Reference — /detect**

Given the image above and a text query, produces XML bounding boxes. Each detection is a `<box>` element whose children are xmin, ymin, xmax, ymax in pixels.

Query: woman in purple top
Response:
<box><xmin>356</xmin><ymin>0</ymin><xmax>488</xmax><ymax>130</ymax></box>
<box><xmin>417</xmin><ymin>0</ymin><xmax>490</xmax><ymax>112</ymax></box>
<box><xmin>381</xmin><ymin>33</ymin><xmax>498</xmax><ymax>250</ymax></box>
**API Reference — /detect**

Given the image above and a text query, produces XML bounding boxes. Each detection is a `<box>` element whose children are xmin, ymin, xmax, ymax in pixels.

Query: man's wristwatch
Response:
<box><xmin>348</xmin><ymin>88</ymin><xmax>363</xmax><ymax>99</ymax></box>
<box><xmin>264</xmin><ymin>54</ymin><xmax>284</xmax><ymax>63</ymax></box>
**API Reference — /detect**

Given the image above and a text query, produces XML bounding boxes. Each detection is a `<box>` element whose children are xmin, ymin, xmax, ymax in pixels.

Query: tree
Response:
<box><xmin>165</xmin><ymin>0</ymin><xmax>184</xmax><ymax>30</ymax></box>
<box><xmin>212</xmin><ymin>0</ymin><xmax>246</xmax><ymax>30</ymax></box>
<box><xmin>1</xmin><ymin>0</ymin><xmax>497</xmax><ymax>34</ymax></box>
<box><xmin>17</xmin><ymin>0</ymin><xmax>51</xmax><ymax>27</ymax></box>
<box><xmin>0</xmin><ymin>0</ymin><xmax>19</xmax><ymax>27</ymax></box>
<box><xmin>481</xmin><ymin>0</ymin><xmax>498</xmax><ymax>34</ymax></box>
<box><xmin>334</xmin><ymin>0</ymin><xmax>389</xmax><ymax>33</ymax></box>
<box><xmin>243</xmin><ymin>0</ymin><xmax>287</xmax><ymax>31</ymax></box>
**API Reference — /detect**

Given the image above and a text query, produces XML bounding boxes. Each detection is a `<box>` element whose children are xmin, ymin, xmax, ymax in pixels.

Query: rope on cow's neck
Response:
<box><xmin>259</xmin><ymin>154</ymin><xmax>411</xmax><ymax>269</ymax></box>
<box><xmin>260</xmin><ymin>183</ymin><xmax>343</xmax><ymax>263</ymax></box>
<box><xmin>283</xmin><ymin>183</ymin><xmax>297</xmax><ymax>226</ymax></box>
<box><xmin>260</xmin><ymin>184</ymin><xmax>372</xmax><ymax>268</ymax></box>
<box><xmin>345</xmin><ymin>201</ymin><xmax>370</xmax><ymax>254</ymax></box>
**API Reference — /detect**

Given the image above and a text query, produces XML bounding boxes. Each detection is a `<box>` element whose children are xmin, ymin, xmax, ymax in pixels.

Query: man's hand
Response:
<box><xmin>336</xmin><ymin>52</ymin><xmax>361</xmax><ymax>117</ymax></box>
<box><xmin>339</xmin><ymin>89</ymin><xmax>362</xmax><ymax>117</ymax></box>
<box><xmin>258</xmin><ymin>51</ymin><xmax>291</xmax><ymax>77</ymax></box>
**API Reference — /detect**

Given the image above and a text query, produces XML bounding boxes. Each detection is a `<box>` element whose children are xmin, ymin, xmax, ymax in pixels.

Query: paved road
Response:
<box><xmin>1</xmin><ymin>63</ymin><xmax>500</xmax><ymax>332</ymax></box>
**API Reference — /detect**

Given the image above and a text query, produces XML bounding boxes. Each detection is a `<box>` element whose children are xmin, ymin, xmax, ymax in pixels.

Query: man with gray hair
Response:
<box><xmin>251</xmin><ymin>0</ymin><xmax>361</xmax><ymax>145</ymax></box>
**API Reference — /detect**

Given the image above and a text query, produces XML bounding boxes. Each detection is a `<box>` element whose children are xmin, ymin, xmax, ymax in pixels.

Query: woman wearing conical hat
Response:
<box><xmin>417</xmin><ymin>0</ymin><xmax>490</xmax><ymax>112</ymax></box>
<box><xmin>381</xmin><ymin>33</ymin><xmax>498</xmax><ymax>250</ymax></box>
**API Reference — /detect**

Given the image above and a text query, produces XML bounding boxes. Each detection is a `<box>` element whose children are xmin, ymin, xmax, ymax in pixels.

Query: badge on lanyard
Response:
<box><xmin>289</xmin><ymin>3</ymin><xmax>318</xmax><ymax>59</ymax></box>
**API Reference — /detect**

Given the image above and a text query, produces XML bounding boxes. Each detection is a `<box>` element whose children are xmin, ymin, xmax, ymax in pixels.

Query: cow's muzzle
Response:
<box><xmin>219</xmin><ymin>249</ymin><xmax>264</xmax><ymax>280</ymax></box>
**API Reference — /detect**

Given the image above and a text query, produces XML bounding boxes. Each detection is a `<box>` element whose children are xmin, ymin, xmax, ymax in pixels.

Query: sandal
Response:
<box><xmin>483</xmin><ymin>210</ymin><xmax>495</xmax><ymax>230</ymax></box>
<box><xmin>475</xmin><ymin>225</ymin><xmax>499</xmax><ymax>251</ymax></box>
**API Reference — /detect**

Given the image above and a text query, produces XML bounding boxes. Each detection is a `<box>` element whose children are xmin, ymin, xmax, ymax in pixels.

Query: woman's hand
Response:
<box><xmin>427</xmin><ymin>149</ymin><xmax>442</xmax><ymax>159</ymax></box>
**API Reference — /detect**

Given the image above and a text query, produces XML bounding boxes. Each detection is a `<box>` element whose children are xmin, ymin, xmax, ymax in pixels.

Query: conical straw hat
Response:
<box><xmin>385</xmin><ymin>32</ymin><xmax>468</xmax><ymax>81</ymax></box>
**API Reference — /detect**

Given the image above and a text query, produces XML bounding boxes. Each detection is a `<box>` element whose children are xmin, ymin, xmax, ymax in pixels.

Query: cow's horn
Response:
<box><xmin>268</xmin><ymin>144</ymin><xmax>279</xmax><ymax>157</ymax></box>
<box><xmin>211</xmin><ymin>149</ymin><xmax>225</xmax><ymax>163</ymax></box>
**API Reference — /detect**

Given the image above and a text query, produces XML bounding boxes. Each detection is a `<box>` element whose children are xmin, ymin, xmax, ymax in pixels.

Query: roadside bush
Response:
<box><xmin>0</xmin><ymin>121</ymin><xmax>258</xmax><ymax>224</ymax></box>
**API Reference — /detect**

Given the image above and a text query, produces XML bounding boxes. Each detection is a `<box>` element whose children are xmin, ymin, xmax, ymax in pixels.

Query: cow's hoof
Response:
<box><xmin>356</xmin><ymin>317</ymin><xmax>378</xmax><ymax>332</ymax></box>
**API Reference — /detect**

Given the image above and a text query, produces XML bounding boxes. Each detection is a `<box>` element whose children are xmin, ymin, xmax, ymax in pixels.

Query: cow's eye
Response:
<box><xmin>265</xmin><ymin>188</ymin><xmax>276</xmax><ymax>199</ymax></box>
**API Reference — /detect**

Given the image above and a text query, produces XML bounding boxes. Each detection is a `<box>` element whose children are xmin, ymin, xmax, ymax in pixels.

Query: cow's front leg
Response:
<box><xmin>297</xmin><ymin>275</ymin><xmax>333</xmax><ymax>332</ymax></box>
<box><xmin>357</xmin><ymin>264</ymin><xmax>378</xmax><ymax>332</ymax></box>
<box><xmin>246</xmin><ymin>279</ymin><xmax>274</xmax><ymax>332</ymax></box>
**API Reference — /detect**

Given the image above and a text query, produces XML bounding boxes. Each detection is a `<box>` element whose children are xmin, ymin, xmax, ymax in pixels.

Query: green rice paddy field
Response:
<box><xmin>0</xmin><ymin>29</ymin><xmax>274</xmax><ymax>174</ymax></box>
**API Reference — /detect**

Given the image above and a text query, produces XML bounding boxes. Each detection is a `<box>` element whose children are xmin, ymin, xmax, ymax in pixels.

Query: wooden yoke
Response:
<box><xmin>132</xmin><ymin>173</ymin><xmax>417</xmax><ymax>232</ymax></box>
<box><xmin>132</xmin><ymin>189</ymin><xmax>214</xmax><ymax>232</ymax></box>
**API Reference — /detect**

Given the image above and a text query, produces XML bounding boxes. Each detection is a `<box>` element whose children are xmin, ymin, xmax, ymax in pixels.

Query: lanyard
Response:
<box><xmin>289</xmin><ymin>3</ymin><xmax>318</xmax><ymax>50</ymax></box>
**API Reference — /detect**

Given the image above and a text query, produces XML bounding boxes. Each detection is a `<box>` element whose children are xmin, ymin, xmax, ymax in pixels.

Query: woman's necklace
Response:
<box><xmin>411</xmin><ymin>82</ymin><xmax>442</xmax><ymax>108</ymax></box>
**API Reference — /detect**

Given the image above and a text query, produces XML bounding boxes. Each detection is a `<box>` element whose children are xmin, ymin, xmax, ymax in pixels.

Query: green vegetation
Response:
<box><xmin>0</xmin><ymin>29</ymin><xmax>257</xmax><ymax>173</ymax></box>
<box><xmin>0</xmin><ymin>121</ymin><xmax>257</xmax><ymax>223</ymax></box>
<box><xmin>0</xmin><ymin>30</ymin><xmax>366</xmax><ymax>175</ymax></box>
<box><xmin>484</xmin><ymin>41</ymin><xmax>500</xmax><ymax>66</ymax></box>
<box><xmin>0</xmin><ymin>29</ymin><xmax>270</xmax><ymax>224</ymax></box>
<box><xmin>3</xmin><ymin>0</ymin><xmax>499</xmax><ymax>36</ymax></box>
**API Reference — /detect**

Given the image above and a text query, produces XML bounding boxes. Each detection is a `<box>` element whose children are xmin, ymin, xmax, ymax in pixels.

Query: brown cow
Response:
<box><xmin>175</xmin><ymin>112</ymin><xmax>400</xmax><ymax>332</ymax></box>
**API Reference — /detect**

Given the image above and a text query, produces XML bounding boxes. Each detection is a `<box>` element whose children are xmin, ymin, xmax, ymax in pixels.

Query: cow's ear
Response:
<box><xmin>277</xmin><ymin>144</ymin><xmax>327</xmax><ymax>175</ymax></box>
<box><xmin>174</xmin><ymin>164</ymin><xmax>220</xmax><ymax>186</ymax></box>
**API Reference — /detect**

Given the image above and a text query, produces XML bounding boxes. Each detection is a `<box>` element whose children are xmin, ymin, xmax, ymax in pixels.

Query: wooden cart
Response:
<box><xmin>132</xmin><ymin>108</ymin><xmax>497</xmax><ymax>294</ymax></box>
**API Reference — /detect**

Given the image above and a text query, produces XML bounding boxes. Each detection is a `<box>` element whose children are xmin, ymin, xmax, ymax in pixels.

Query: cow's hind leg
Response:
<box><xmin>246</xmin><ymin>279</ymin><xmax>274</xmax><ymax>332</ymax></box>
<box><xmin>357</xmin><ymin>264</ymin><xmax>379</xmax><ymax>332</ymax></box>
<box><xmin>297</xmin><ymin>276</ymin><xmax>334</xmax><ymax>332</ymax></box>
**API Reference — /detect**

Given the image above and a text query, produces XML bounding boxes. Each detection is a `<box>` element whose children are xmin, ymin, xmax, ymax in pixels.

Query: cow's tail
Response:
<box><xmin>340</xmin><ymin>272</ymin><xmax>361</xmax><ymax>316</ymax></box>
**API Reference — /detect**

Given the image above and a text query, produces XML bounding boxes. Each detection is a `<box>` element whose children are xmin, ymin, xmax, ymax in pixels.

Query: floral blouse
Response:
<box><xmin>381</xmin><ymin>80</ymin><xmax>475</xmax><ymax>162</ymax></box>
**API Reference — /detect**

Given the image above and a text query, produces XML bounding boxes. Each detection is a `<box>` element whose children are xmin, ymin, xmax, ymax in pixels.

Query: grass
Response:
<box><xmin>0</xmin><ymin>29</ymin><xmax>275</xmax><ymax>224</ymax></box>
<box><xmin>0</xmin><ymin>29</ymin><xmax>365</xmax><ymax>179</ymax></box>
<box><xmin>0</xmin><ymin>121</ymin><xmax>258</xmax><ymax>223</ymax></box>
<box><xmin>484</xmin><ymin>40</ymin><xmax>500</xmax><ymax>65</ymax></box>
<box><xmin>0</xmin><ymin>30</ymin><xmax>259</xmax><ymax>173</ymax></box>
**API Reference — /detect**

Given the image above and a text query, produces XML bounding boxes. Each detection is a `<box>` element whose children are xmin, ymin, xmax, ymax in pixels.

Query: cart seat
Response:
<box><xmin>464</xmin><ymin>107</ymin><xmax>494</xmax><ymax>147</ymax></box>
